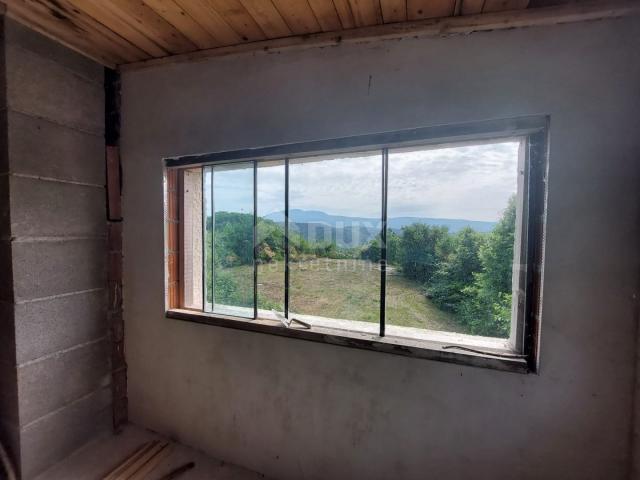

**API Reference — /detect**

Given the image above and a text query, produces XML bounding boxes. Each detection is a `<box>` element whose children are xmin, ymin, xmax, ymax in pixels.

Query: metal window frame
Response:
<box><xmin>167</xmin><ymin>115</ymin><xmax>549</xmax><ymax>373</ymax></box>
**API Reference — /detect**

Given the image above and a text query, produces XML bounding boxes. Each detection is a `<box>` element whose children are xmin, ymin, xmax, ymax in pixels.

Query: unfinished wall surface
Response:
<box><xmin>0</xmin><ymin>16</ymin><xmax>110</xmax><ymax>479</ymax></box>
<box><xmin>121</xmin><ymin>17</ymin><xmax>640</xmax><ymax>480</ymax></box>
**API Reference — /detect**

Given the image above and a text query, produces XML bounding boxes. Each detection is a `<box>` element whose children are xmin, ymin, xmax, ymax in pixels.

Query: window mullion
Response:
<box><xmin>201</xmin><ymin>166</ymin><xmax>206</xmax><ymax>311</ymax></box>
<box><xmin>253</xmin><ymin>160</ymin><xmax>258</xmax><ymax>319</ymax></box>
<box><xmin>210</xmin><ymin>167</ymin><xmax>215</xmax><ymax>311</ymax></box>
<box><xmin>380</xmin><ymin>148</ymin><xmax>389</xmax><ymax>337</ymax></box>
<box><xmin>284</xmin><ymin>157</ymin><xmax>290</xmax><ymax>319</ymax></box>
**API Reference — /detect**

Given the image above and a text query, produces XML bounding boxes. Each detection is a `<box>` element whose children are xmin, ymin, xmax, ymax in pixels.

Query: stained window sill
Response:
<box><xmin>166</xmin><ymin>308</ymin><xmax>531</xmax><ymax>374</ymax></box>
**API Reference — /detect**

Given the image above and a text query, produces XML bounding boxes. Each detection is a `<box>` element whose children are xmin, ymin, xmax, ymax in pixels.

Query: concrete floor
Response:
<box><xmin>33</xmin><ymin>424</ymin><xmax>268</xmax><ymax>480</ymax></box>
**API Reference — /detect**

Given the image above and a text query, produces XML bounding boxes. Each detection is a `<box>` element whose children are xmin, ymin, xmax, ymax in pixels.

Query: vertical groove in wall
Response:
<box><xmin>105</xmin><ymin>68</ymin><xmax>127</xmax><ymax>431</ymax></box>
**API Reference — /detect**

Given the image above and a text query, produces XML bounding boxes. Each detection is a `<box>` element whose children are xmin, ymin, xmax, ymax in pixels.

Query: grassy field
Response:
<box><xmin>219</xmin><ymin>258</ymin><xmax>466</xmax><ymax>332</ymax></box>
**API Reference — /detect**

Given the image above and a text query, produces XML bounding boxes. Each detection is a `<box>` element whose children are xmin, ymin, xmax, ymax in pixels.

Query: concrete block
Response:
<box><xmin>4</xmin><ymin>17</ymin><xmax>103</xmax><ymax>85</ymax></box>
<box><xmin>17</xmin><ymin>339</ymin><xmax>110</xmax><ymax>426</ymax></box>
<box><xmin>19</xmin><ymin>387</ymin><xmax>111</xmax><ymax>479</ymax></box>
<box><xmin>0</xmin><ymin>240</ymin><xmax>13</xmax><ymax>302</ymax></box>
<box><xmin>5</xmin><ymin>45</ymin><xmax>104</xmax><ymax>135</ymax></box>
<box><xmin>14</xmin><ymin>289</ymin><xmax>107</xmax><ymax>364</ymax></box>
<box><xmin>7</xmin><ymin>110</ymin><xmax>105</xmax><ymax>185</ymax></box>
<box><xmin>10</xmin><ymin>175</ymin><xmax>106</xmax><ymax>238</ymax></box>
<box><xmin>11</xmin><ymin>239</ymin><xmax>106</xmax><ymax>301</ymax></box>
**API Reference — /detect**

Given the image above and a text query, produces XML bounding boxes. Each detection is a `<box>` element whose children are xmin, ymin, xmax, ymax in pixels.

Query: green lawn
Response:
<box><xmin>219</xmin><ymin>258</ymin><xmax>467</xmax><ymax>333</ymax></box>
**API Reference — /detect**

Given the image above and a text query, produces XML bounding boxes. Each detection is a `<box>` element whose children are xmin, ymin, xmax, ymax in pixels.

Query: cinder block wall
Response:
<box><xmin>0</xmin><ymin>16</ymin><xmax>111</xmax><ymax>479</ymax></box>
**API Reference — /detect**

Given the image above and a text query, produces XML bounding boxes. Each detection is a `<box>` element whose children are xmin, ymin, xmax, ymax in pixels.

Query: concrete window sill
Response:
<box><xmin>166</xmin><ymin>309</ymin><xmax>530</xmax><ymax>374</ymax></box>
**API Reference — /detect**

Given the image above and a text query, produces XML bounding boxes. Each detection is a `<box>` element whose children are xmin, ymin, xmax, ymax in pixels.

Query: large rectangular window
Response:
<box><xmin>166</xmin><ymin>118</ymin><xmax>547</xmax><ymax>369</ymax></box>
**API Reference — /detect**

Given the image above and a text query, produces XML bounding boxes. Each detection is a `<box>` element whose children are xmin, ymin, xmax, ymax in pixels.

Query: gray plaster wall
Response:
<box><xmin>0</xmin><ymin>17</ymin><xmax>110</xmax><ymax>479</ymax></box>
<box><xmin>121</xmin><ymin>17</ymin><xmax>640</xmax><ymax>480</ymax></box>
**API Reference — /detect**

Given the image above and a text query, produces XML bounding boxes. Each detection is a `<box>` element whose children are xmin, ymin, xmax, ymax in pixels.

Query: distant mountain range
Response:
<box><xmin>264</xmin><ymin>209</ymin><xmax>496</xmax><ymax>247</ymax></box>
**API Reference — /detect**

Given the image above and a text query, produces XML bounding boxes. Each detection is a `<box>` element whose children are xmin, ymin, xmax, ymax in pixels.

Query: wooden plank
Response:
<box><xmin>29</xmin><ymin>0</ymin><xmax>150</xmax><ymax>62</ymax></box>
<box><xmin>332</xmin><ymin>0</ymin><xmax>356</xmax><ymax>28</ymax></box>
<box><xmin>156</xmin><ymin>462</ymin><xmax>195</xmax><ymax>480</ymax></box>
<box><xmin>239</xmin><ymin>0</ymin><xmax>291</xmax><ymax>38</ymax></box>
<box><xmin>483</xmin><ymin>0</ymin><xmax>529</xmax><ymax>13</ymax></box>
<box><xmin>453</xmin><ymin>0</ymin><xmax>463</xmax><ymax>15</ymax></box>
<box><xmin>127</xmin><ymin>443</ymin><xmax>171</xmax><ymax>480</ymax></box>
<box><xmin>174</xmin><ymin>0</ymin><xmax>244</xmax><ymax>45</ymax></box>
<box><xmin>4</xmin><ymin>0</ymin><xmax>125</xmax><ymax>64</ymax></box>
<box><xmin>143</xmin><ymin>0</ymin><xmax>220</xmax><ymax>48</ymax></box>
<box><xmin>380</xmin><ymin>0</ymin><xmax>407</xmax><ymax>23</ymax></box>
<box><xmin>407</xmin><ymin>0</ymin><xmax>456</xmax><ymax>19</ymax></box>
<box><xmin>307</xmin><ymin>0</ymin><xmax>342</xmax><ymax>31</ymax></box>
<box><xmin>4</xmin><ymin>0</ymin><xmax>121</xmax><ymax>66</ymax></box>
<box><xmin>102</xmin><ymin>442</ymin><xmax>156</xmax><ymax>480</ymax></box>
<box><xmin>461</xmin><ymin>0</ymin><xmax>485</xmax><ymax>15</ymax></box>
<box><xmin>117</xmin><ymin>442</ymin><xmax>168</xmax><ymax>479</ymax></box>
<box><xmin>100</xmin><ymin>0</ymin><xmax>197</xmax><ymax>54</ymax></box>
<box><xmin>348</xmin><ymin>0</ymin><xmax>383</xmax><ymax>26</ymax></box>
<box><xmin>166</xmin><ymin>169</ymin><xmax>180</xmax><ymax>309</ymax></box>
<box><xmin>66</xmin><ymin>0</ymin><xmax>168</xmax><ymax>57</ymax></box>
<box><xmin>271</xmin><ymin>0</ymin><xmax>321</xmax><ymax>34</ymax></box>
<box><xmin>206</xmin><ymin>0</ymin><xmax>266</xmax><ymax>41</ymax></box>
<box><xmin>122</xmin><ymin>0</ymin><xmax>640</xmax><ymax>71</ymax></box>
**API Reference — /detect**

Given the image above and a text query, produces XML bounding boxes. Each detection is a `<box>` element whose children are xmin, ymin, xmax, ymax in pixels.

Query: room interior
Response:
<box><xmin>0</xmin><ymin>0</ymin><xmax>639</xmax><ymax>479</ymax></box>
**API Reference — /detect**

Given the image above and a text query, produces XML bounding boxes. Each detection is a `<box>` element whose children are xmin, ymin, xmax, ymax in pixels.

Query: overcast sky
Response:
<box><xmin>205</xmin><ymin>140</ymin><xmax>520</xmax><ymax>222</ymax></box>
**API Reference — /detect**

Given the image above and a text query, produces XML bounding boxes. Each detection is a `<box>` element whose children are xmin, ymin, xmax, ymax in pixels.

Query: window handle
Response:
<box><xmin>273</xmin><ymin>310</ymin><xmax>312</xmax><ymax>330</ymax></box>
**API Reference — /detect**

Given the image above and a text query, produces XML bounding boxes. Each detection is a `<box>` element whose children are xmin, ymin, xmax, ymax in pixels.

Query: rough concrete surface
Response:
<box><xmin>122</xmin><ymin>16</ymin><xmax>640</xmax><ymax>480</ymax></box>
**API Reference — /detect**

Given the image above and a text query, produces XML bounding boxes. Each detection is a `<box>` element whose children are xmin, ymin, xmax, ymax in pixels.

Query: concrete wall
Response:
<box><xmin>0</xmin><ymin>17</ymin><xmax>110</xmax><ymax>479</ymax></box>
<box><xmin>121</xmin><ymin>17</ymin><xmax>640</xmax><ymax>480</ymax></box>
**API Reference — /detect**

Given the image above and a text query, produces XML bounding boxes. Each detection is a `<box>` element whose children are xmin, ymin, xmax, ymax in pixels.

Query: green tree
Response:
<box><xmin>459</xmin><ymin>196</ymin><xmax>516</xmax><ymax>337</ymax></box>
<box><xmin>400</xmin><ymin>224</ymin><xmax>451</xmax><ymax>284</ymax></box>
<box><xmin>429</xmin><ymin>227</ymin><xmax>483</xmax><ymax>312</ymax></box>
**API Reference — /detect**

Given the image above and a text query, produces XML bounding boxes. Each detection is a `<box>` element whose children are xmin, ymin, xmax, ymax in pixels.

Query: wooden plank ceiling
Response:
<box><xmin>0</xmin><ymin>0</ymin><xmax>611</xmax><ymax>67</ymax></box>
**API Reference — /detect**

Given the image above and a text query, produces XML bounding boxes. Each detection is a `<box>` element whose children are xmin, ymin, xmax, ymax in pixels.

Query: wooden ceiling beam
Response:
<box><xmin>120</xmin><ymin>0</ymin><xmax>640</xmax><ymax>72</ymax></box>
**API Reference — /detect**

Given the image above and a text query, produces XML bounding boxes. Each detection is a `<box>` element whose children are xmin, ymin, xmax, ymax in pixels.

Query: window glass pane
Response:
<box><xmin>386</xmin><ymin>140</ymin><xmax>522</xmax><ymax>340</ymax></box>
<box><xmin>288</xmin><ymin>152</ymin><xmax>382</xmax><ymax>332</ymax></box>
<box><xmin>256</xmin><ymin>160</ymin><xmax>285</xmax><ymax>316</ymax></box>
<box><xmin>206</xmin><ymin>162</ymin><xmax>255</xmax><ymax>318</ymax></box>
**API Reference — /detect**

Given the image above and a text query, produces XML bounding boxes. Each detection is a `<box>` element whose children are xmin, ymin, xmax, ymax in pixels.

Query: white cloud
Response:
<box><xmin>207</xmin><ymin>140</ymin><xmax>521</xmax><ymax>222</ymax></box>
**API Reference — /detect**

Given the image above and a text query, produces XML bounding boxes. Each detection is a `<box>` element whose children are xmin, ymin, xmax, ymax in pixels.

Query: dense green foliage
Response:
<box><xmin>420</xmin><ymin>197</ymin><xmax>516</xmax><ymax>337</ymax></box>
<box><xmin>205</xmin><ymin>197</ymin><xmax>516</xmax><ymax>337</ymax></box>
